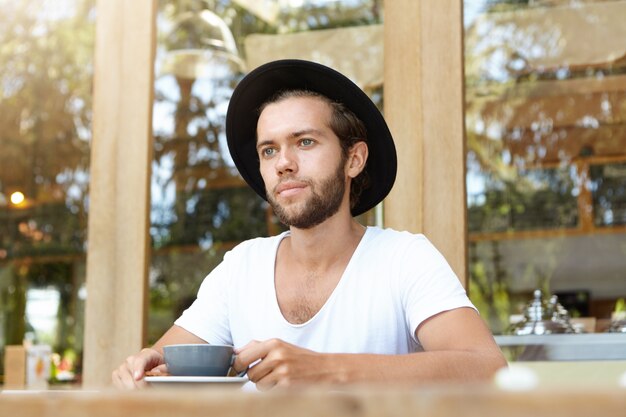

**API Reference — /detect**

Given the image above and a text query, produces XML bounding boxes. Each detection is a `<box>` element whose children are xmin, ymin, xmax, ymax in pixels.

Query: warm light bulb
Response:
<box><xmin>10</xmin><ymin>191</ymin><xmax>25</xmax><ymax>205</ymax></box>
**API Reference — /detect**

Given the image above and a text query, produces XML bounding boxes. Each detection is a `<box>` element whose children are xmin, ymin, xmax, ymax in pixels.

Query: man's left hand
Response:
<box><xmin>233</xmin><ymin>339</ymin><xmax>336</xmax><ymax>390</ymax></box>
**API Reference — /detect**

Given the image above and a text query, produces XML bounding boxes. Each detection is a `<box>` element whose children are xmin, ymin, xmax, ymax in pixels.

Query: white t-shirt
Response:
<box><xmin>175</xmin><ymin>226</ymin><xmax>475</xmax><ymax>354</ymax></box>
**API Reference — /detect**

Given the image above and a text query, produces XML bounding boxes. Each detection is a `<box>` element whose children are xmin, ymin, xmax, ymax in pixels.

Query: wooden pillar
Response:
<box><xmin>83</xmin><ymin>0</ymin><xmax>156</xmax><ymax>387</ymax></box>
<box><xmin>383</xmin><ymin>0</ymin><xmax>468</xmax><ymax>285</ymax></box>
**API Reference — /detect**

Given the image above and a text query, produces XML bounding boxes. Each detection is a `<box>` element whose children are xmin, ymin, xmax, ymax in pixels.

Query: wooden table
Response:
<box><xmin>1</xmin><ymin>384</ymin><xmax>625</xmax><ymax>417</ymax></box>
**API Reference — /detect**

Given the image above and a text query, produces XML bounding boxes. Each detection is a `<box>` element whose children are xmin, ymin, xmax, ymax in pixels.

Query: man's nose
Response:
<box><xmin>275</xmin><ymin>148</ymin><xmax>297</xmax><ymax>174</ymax></box>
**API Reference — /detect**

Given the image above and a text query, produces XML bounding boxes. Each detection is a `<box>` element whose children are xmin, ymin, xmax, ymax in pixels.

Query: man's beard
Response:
<box><xmin>267</xmin><ymin>160</ymin><xmax>346</xmax><ymax>229</ymax></box>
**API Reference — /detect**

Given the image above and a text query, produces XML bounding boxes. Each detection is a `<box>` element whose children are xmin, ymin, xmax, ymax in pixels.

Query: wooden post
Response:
<box><xmin>83</xmin><ymin>0</ymin><xmax>156</xmax><ymax>387</ymax></box>
<box><xmin>384</xmin><ymin>0</ymin><xmax>468</xmax><ymax>286</ymax></box>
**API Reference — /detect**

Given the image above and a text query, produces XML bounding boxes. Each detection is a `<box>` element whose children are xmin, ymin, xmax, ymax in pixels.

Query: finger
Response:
<box><xmin>112</xmin><ymin>370</ymin><xmax>123</xmax><ymax>389</ymax></box>
<box><xmin>245</xmin><ymin>346</ymin><xmax>283</xmax><ymax>383</ymax></box>
<box><xmin>117</xmin><ymin>367</ymin><xmax>139</xmax><ymax>390</ymax></box>
<box><xmin>149</xmin><ymin>363</ymin><xmax>169</xmax><ymax>375</ymax></box>
<box><xmin>233</xmin><ymin>340</ymin><xmax>266</xmax><ymax>371</ymax></box>
<box><xmin>125</xmin><ymin>370</ymin><xmax>149</xmax><ymax>390</ymax></box>
<box><xmin>113</xmin><ymin>364</ymin><xmax>134</xmax><ymax>390</ymax></box>
<box><xmin>253</xmin><ymin>369</ymin><xmax>279</xmax><ymax>391</ymax></box>
<box><xmin>239</xmin><ymin>339</ymin><xmax>283</xmax><ymax>363</ymax></box>
<box><xmin>134</xmin><ymin>377</ymin><xmax>148</xmax><ymax>389</ymax></box>
<box><xmin>122</xmin><ymin>356</ymin><xmax>150</xmax><ymax>387</ymax></box>
<box><xmin>238</xmin><ymin>338</ymin><xmax>289</xmax><ymax>379</ymax></box>
<box><xmin>231</xmin><ymin>356</ymin><xmax>249</xmax><ymax>375</ymax></box>
<box><xmin>255</xmin><ymin>379</ymin><xmax>276</xmax><ymax>391</ymax></box>
<box><xmin>128</xmin><ymin>357</ymin><xmax>147</xmax><ymax>381</ymax></box>
<box><xmin>245</xmin><ymin>359</ymin><xmax>273</xmax><ymax>384</ymax></box>
<box><xmin>130</xmin><ymin>350</ymin><xmax>161</xmax><ymax>380</ymax></box>
<box><xmin>113</xmin><ymin>372</ymin><xmax>127</xmax><ymax>390</ymax></box>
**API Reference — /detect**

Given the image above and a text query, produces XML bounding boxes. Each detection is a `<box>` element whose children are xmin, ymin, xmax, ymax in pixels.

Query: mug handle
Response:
<box><xmin>229</xmin><ymin>353</ymin><xmax>248</xmax><ymax>377</ymax></box>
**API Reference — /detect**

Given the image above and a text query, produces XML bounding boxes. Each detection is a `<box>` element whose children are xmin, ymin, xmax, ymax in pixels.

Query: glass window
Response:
<box><xmin>148</xmin><ymin>0</ymin><xmax>383</xmax><ymax>343</ymax></box>
<box><xmin>0</xmin><ymin>0</ymin><xmax>94</xmax><ymax>383</ymax></box>
<box><xmin>590</xmin><ymin>162</ymin><xmax>626</xmax><ymax>227</ymax></box>
<box><xmin>464</xmin><ymin>0</ymin><xmax>626</xmax><ymax>335</ymax></box>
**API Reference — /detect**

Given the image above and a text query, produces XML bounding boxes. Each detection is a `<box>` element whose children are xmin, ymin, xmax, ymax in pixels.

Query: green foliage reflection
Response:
<box><xmin>0</xmin><ymin>0</ymin><xmax>94</xmax><ymax>378</ymax></box>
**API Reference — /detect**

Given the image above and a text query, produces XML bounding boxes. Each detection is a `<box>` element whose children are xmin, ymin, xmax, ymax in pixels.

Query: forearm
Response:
<box><xmin>326</xmin><ymin>349</ymin><xmax>507</xmax><ymax>385</ymax></box>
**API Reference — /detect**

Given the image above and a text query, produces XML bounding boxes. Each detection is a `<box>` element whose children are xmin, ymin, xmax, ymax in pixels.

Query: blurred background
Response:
<box><xmin>1</xmin><ymin>0</ymin><xmax>625</xmax><ymax>384</ymax></box>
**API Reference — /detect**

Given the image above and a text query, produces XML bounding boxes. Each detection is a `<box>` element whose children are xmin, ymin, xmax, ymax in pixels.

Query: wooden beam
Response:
<box><xmin>83</xmin><ymin>0</ymin><xmax>156</xmax><ymax>388</ymax></box>
<box><xmin>384</xmin><ymin>0</ymin><xmax>467</xmax><ymax>285</ymax></box>
<box><xmin>469</xmin><ymin>73</ymin><xmax>626</xmax><ymax>102</ymax></box>
<box><xmin>383</xmin><ymin>0</ymin><xmax>422</xmax><ymax>234</ymax></box>
<box><xmin>469</xmin><ymin>224</ymin><xmax>626</xmax><ymax>242</ymax></box>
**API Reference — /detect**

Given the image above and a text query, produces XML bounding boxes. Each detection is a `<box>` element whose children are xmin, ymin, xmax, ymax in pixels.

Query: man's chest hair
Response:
<box><xmin>274</xmin><ymin>268</ymin><xmax>342</xmax><ymax>325</ymax></box>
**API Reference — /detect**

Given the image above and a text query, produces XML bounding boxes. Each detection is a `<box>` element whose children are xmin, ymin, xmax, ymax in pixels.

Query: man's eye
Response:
<box><xmin>300</xmin><ymin>138</ymin><xmax>314</xmax><ymax>146</ymax></box>
<box><xmin>261</xmin><ymin>147</ymin><xmax>275</xmax><ymax>157</ymax></box>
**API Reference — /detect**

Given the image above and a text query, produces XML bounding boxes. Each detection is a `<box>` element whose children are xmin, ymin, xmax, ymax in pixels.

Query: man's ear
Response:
<box><xmin>346</xmin><ymin>141</ymin><xmax>368</xmax><ymax>178</ymax></box>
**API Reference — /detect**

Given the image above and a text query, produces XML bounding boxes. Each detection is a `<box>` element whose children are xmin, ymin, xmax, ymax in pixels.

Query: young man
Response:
<box><xmin>113</xmin><ymin>59</ymin><xmax>506</xmax><ymax>390</ymax></box>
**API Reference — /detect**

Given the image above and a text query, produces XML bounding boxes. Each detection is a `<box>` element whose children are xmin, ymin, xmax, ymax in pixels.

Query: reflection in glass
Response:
<box><xmin>148</xmin><ymin>0</ymin><xmax>383</xmax><ymax>343</ymax></box>
<box><xmin>464</xmin><ymin>0</ymin><xmax>626</xmax><ymax>335</ymax></box>
<box><xmin>468</xmin><ymin>167</ymin><xmax>579</xmax><ymax>233</ymax></box>
<box><xmin>160</xmin><ymin>8</ymin><xmax>245</xmax><ymax>79</ymax></box>
<box><xmin>0</xmin><ymin>0</ymin><xmax>94</xmax><ymax>381</ymax></box>
<box><xmin>590</xmin><ymin>163</ymin><xmax>626</xmax><ymax>227</ymax></box>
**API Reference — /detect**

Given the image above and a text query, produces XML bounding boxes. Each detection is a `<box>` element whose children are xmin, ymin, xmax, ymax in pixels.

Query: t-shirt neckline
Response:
<box><xmin>269</xmin><ymin>226</ymin><xmax>373</xmax><ymax>328</ymax></box>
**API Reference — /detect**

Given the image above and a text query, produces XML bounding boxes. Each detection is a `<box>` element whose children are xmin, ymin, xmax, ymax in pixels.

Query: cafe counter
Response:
<box><xmin>1</xmin><ymin>384</ymin><xmax>626</xmax><ymax>417</ymax></box>
<box><xmin>495</xmin><ymin>333</ymin><xmax>626</xmax><ymax>361</ymax></box>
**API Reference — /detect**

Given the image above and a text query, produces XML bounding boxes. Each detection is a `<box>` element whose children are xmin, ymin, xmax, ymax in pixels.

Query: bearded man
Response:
<box><xmin>113</xmin><ymin>60</ymin><xmax>506</xmax><ymax>390</ymax></box>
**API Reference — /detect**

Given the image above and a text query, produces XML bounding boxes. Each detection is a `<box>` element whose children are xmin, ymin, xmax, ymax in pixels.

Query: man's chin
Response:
<box><xmin>277</xmin><ymin>208</ymin><xmax>307</xmax><ymax>225</ymax></box>
<box><xmin>272</xmin><ymin>203</ymin><xmax>319</xmax><ymax>228</ymax></box>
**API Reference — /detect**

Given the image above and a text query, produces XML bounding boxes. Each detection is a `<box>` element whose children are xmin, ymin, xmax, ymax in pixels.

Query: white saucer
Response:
<box><xmin>145</xmin><ymin>376</ymin><xmax>248</xmax><ymax>389</ymax></box>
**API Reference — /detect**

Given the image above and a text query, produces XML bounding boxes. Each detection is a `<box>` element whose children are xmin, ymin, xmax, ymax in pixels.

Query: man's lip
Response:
<box><xmin>275</xmin><ymin>181</ymin><xmax>307</xmax><ymax>195</ymax></box>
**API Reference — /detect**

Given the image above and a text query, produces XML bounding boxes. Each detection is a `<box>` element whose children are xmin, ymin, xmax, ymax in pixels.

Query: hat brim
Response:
<box><xmin>226</xmin><ymin>59</ymin><xmax>397</xmax><ymax>217</ymax></box>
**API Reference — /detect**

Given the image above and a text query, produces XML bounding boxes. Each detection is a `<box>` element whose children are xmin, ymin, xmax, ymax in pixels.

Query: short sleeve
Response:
<box><xmin>394</xmin><ymin>236</ymin><xmax>476</xmax><ymax>346</ymax></box>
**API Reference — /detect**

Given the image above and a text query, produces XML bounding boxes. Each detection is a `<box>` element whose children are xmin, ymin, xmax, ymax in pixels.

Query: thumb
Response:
<box><xmin>150</xmin><ymin>363</ymin><xmax>169</xmax><ymax>375</ymax></box>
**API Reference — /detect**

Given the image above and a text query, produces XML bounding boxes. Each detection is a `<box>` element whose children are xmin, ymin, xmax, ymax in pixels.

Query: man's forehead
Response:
<box><xmin>262</xmin><ymin>94</ymin><xmax>333</xmax><ymax>112</ymax></box>
<box><xmin>256</xmin><ymin>97</ymin><xmax>333</xmax><ymax>136</ymax></box>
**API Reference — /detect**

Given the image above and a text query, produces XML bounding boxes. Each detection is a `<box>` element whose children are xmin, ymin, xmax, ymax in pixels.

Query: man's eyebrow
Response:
<box><xmin>289</xmin><ymin>128</ymin><xmax>324</xmax><ymax>138</ymax></box>
<box><xmin>256</xmin><ymin>139</ymin><xmax>274</xmax><ymax>151</ymax></box>
<box><xmin>256</xmin><ymin>129</ymin><xmax>325</xmax><ymax>151</ymax></box>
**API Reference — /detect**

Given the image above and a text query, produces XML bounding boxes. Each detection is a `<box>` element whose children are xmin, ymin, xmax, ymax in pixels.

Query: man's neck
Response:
<box><xmin>284</xmin><ymin>211</ymin><xmax>366</xmax><ymax>272</ymax></box>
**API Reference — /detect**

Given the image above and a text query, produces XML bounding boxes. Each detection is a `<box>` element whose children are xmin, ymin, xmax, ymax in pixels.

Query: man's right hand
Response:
<box><xmin>112</xmin><ymin>347</ymin><xmax>167</xmax><ymax>389</ymax></box>
<box><xmin>112</xmin><ymin>324</ymin><xmax>208</xmax><ymax>389</ymax></box>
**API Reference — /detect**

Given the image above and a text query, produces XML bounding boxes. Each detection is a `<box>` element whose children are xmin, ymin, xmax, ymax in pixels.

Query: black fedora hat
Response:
<box><xmin>225</xmin><ymin>59</ymin><xmax>397</xmax><ymax>217</ymax></box>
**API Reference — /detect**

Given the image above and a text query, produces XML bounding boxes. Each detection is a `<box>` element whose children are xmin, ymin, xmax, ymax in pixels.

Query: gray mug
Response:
<box><xmin>163</xmin><ymin>344</ymin><xmax>235</xmax><ymax>376</ymax></box>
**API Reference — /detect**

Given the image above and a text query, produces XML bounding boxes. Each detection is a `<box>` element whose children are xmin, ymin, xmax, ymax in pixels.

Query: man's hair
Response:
<box><xmin>258</xmin><ymin>89</ymin><xmax>370</xmax><ymax>211</ymax></box>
